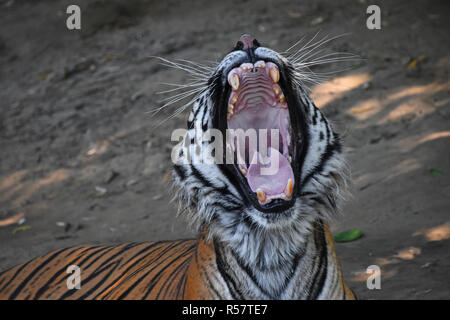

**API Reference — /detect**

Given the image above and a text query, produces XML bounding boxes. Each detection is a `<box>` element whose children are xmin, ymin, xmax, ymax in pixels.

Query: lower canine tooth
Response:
<box><xmin>284</xmin><ymin>179</ymin><xmax>293</xmax><ymax>199</ymax></box>
<box><xmin>256</xmin><ymin>188</ymin><xmax>266</xmax><ymax>203</ymax></box>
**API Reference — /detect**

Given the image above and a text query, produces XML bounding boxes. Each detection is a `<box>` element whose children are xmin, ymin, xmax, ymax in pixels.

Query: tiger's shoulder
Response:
<box><xmin>0</xmin><ymin>240</ymin><xmax>197</xmax><ymax>300</ymax></box>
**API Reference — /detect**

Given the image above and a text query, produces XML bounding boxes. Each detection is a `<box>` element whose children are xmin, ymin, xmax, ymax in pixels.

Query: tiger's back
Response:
<box><xmin>0</xmin><ymin>240</ymin><xmax>196</xmax><ymax>300</ymax></box>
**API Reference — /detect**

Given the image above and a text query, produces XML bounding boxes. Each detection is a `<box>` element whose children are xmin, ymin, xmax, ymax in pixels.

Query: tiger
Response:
<box><xmin>0</xmin><ymin>34</ymin><xmax>355</xmax><ymax>300</ymax></box>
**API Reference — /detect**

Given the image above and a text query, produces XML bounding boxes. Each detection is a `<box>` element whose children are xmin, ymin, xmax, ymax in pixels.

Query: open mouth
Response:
<box><xmin>225</xmin><ymin>60</ymin><xmax>296</xmax><ymax>207</ymax></box>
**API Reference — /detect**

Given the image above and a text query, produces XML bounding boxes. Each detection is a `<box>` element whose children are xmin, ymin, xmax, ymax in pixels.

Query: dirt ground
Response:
<box><xmin>0</xmin><ymin>0</ymin><xmax>449</xmax><ymax>300</ymax></box>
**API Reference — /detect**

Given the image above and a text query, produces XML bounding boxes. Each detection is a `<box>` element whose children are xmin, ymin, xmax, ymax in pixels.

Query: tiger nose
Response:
<box><xmin>235</xmin><ymin>34</ymin><xmax>260</xmax><ymax>50</ymax></box>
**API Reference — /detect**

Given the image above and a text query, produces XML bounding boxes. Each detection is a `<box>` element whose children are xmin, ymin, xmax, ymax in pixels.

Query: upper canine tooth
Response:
<box><xmin>284</xmin><ymin>179</ymin><xmax>293</xmax><ymax>199</ymax></box>
<box><xmin>270</xmin><ymin>67</ymin><xmax>280</xmax><ymax>83</ymax></box>
<box><xmin>279</xmin><ymin>93</ymin><xmax>286</xmax><ymax>103</ymax></box>
<box><xmin>239</xmin><ymin>165</ymin><xmax>247</xmax><ymax>176</ymax></box>
<box><xmin>230</xmin><ymin>74</ymin><xmax>240</xmax><ymax>90</ymax></box>
<box><xmin>256</xmin><ymin>188</ymin><xmax>266</xmax><ymax>203</ymax></box>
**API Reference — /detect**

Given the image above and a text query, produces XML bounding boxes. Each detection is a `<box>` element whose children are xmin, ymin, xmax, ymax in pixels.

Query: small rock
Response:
<box><xmin>152</xmin><ymin>194</ymin><xmax>163</xmax><ymax>200</ymax></box>
<box><xmin>126</xmin><ymin>179</ymin><xmax>137</xmax><ymax>187</ymax></box>
<box><xmin>95</xmin><ymin>186</ymin><xmax>107</xmax><ymax>195</ymax></box>
<box><xmin>362</xmin><ymin>81</ymin><xmax>371</xmax><ymax>90</ymax></box>
<box><xmin>20</xmin><ymin>198</ymin><xmax>31</xmax><ymax>207</ymax></box>
<box><xmin>104</xmin><ymin>170</ymin><xmax>119</xmax><ymax>184</ymax></box>
<box><xmin>311</xmin><ymin>16</ymin><xmax>324</xmax><ymax>26</ymax></box>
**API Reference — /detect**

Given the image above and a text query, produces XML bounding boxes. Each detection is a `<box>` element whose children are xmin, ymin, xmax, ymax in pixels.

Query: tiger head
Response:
<box><xmin>169</xmin><ymin>34</ymin><xmax>349</xmax><ymax>268</ymax></box>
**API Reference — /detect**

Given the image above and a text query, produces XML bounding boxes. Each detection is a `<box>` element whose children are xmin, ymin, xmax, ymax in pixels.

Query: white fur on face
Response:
<box><xmin>171</xmin><ymin>46</ymin><xmax>349</xmax><ymax>296</ymax></box>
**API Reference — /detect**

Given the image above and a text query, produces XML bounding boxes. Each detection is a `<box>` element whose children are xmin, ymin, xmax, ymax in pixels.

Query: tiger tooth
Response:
<box><xmin>270</xmin><ymin>67</ymin><xmax>280</xmax><ymax>83</ymax></box>
<box><xmin>230</xmin><ymin>74</ymin><xmax>240</xmax><ymax>90</ymax></box>
<box><xmin>279</xmin><ymin>93</ymin><xmax>286</xmax><ymax>103</ymax></box>
<box><xmin>239</xmin><ymin>166</ymin><xmax>247</xmax><ymax>176</ymax></box>
<box><xmin>230</xmin><ymin>93</ymin><xmax>238</xmax><ymax>104</ymax></box>
<box><xmin>273</xmin><ymin>84</ymin><xmax>281</xmax><ymax>95</ymax></box>
<box><xmin>241</xmin><ymin>63</ymin><xmax>254</xmax><ymax>71</ymax></box>
<box><xmin>284</xmin><ymin>179</ymin><xmax>293</xmax><ymax>199</ymax></box>
<box><xmin>227</xmin><ymin>104</ymin><xmax>234</xmax><ymax>119</ymax></box>
<box><xmin>255</xmin><ymin>60</ymin><xmax>266</xmax><ymax>68</ymax></box>
<box><xmin>256</xmin><ymin>188</ymin><xmax>266</xmax><ymax>203</ymax></box>
<box><xmin>288</xmin><ymin>156</ymin><xmax>292</xmax><ymax>163</ymax></box>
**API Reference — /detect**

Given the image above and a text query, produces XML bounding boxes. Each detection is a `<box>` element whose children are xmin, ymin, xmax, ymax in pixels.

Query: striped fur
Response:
<box><xmin>0</xmin><ymin>38</ymin><xmax>355</xmax><ymax>300</ymax></box>
<box><xmin>0</xmin><ymin>224</ymin><xmax>353</xmax><ymax>299</ymax></box>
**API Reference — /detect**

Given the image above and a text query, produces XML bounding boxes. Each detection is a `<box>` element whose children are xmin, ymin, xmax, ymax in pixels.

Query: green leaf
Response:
<box><xmin>429</xmin><ymin>168</ymin><xmax>444</xmax><ymax>176</ymax></box>
<box><xmin>334</xmin><ymin>229</ymin><xmax>363</xmax><ymax>243</ymax></box>
<box><xmin>12</xmin><ymin>225</ymin><xmax>32</xmax><ymax>235</ymax></box>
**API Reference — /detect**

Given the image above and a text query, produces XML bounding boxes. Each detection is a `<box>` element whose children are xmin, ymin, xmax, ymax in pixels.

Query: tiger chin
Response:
<box><xmin>0</xmin><ymin>35</ymin><xmax>355</xmax><ymax>300</ymax></box>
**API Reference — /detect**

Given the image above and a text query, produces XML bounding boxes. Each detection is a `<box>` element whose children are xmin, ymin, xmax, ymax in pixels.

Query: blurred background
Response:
<box><xmin>0</xmin><ymin>0</ymin><xmax>448</xmax><ymax>299</ymax></box>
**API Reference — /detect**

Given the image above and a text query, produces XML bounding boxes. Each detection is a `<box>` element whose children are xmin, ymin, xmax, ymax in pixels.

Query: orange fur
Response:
<box><xmin>0</xmin><ymin>228</ymin><xmax>354</xmax><ymax>300</ymax></box>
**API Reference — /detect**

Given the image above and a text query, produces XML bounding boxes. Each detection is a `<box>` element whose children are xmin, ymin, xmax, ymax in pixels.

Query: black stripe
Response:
<box><xmin>190</xmin><ymin>164</ymin><xmax>213</xmax><ymax>188</ymax></box>
<box><xmin>201</xmin><ymin>103</ymin><xmax>209</xmax><ymax>129</ymax></box>
<box><xmin>116</xmin><ymin>241</ymin><xmax>183</xmax><ymax>299</ymax></box>
<box><xmin>42</xmin><ymin>246</ymin><xmax>115</xmax><ymax>299</ymax></box>
<box><xmin>203</xmin><ymin>271</ymin><xmax>222</xmax><ymax>299</ymax></box>
<box><xmin>229</xmin><ymin>248</ymin><xmax>272</xmax><ymax>297</ymax></box>
<box><xmin>155</xmin><ymin>247</ymin><xmax>194</xmax><ymax>299</ymax></box>
<box><xmin>277</xmin><ymin>247</ymin><xmax>306</xmax><ymax>297</ymax></box>
<box><xmin>307</xmin><ymin>223</ymin><xmax>328</xmax><ymax>299</ymax></box>
<box><xmin>312</xmin><ymin>107</ymin><xmax>318</xmax><ymax>125</ymax></box>
<box><xmin>173</xmin><ymin>165</ymin><xmax>186</xmax><ymax>180</ymax></box>
<box><xmin>142</xmin><ymin>243</ymin><xmax>195</xmax><ymax>299</ymax></box>
<box><xmin>99</xmin><ymin>242</ymin><xmax>167</xmax><ymax>299</ymax></box>
<box><xmin>69</xmin><ymin>246</ymin><xmax>116</xmax><ymax>273</ymax></box>
<box><xmin>33</xmin><ymin>246</ymin><xmax>105</xmax><ymax>299</ymax></box>
<box><xmin>214</xmin><ymin>240</ymin><xmax>243</xmax><ymax>299</ymax></box>
<box><xmin>58</xmin><ymin>243</ymin><xmax>139</xmax><ymax>299</ymax></box>
<box><xmin>77</xmin><ymin>260</ymin><xmax>122</xmax><ymax>299</ymax></box>
<box><xmin>0</xmin><ymin>259</ymin><xmax>34</xmax><ymax>292</ymax></box>
<box><xmin>8</xmin><ymin>248</ymin><xmax>68</xmax><ymax>300</ymax></box>
<box><xmin>301</xmin><ymin>139</ymin><xmax>341</xmax><ymax>188</ymax></box>
<box><xmin>79</xmin><ymin>243</ymin><xmax>138</xmax><ymax>277</ymax></box>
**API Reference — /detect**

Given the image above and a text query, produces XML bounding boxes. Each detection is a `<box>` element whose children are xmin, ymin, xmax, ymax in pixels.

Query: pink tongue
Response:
<box><xmin>246</xmin><ymin>148</ymin><xmax>294</xmax><ymax>196</ymax></box>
